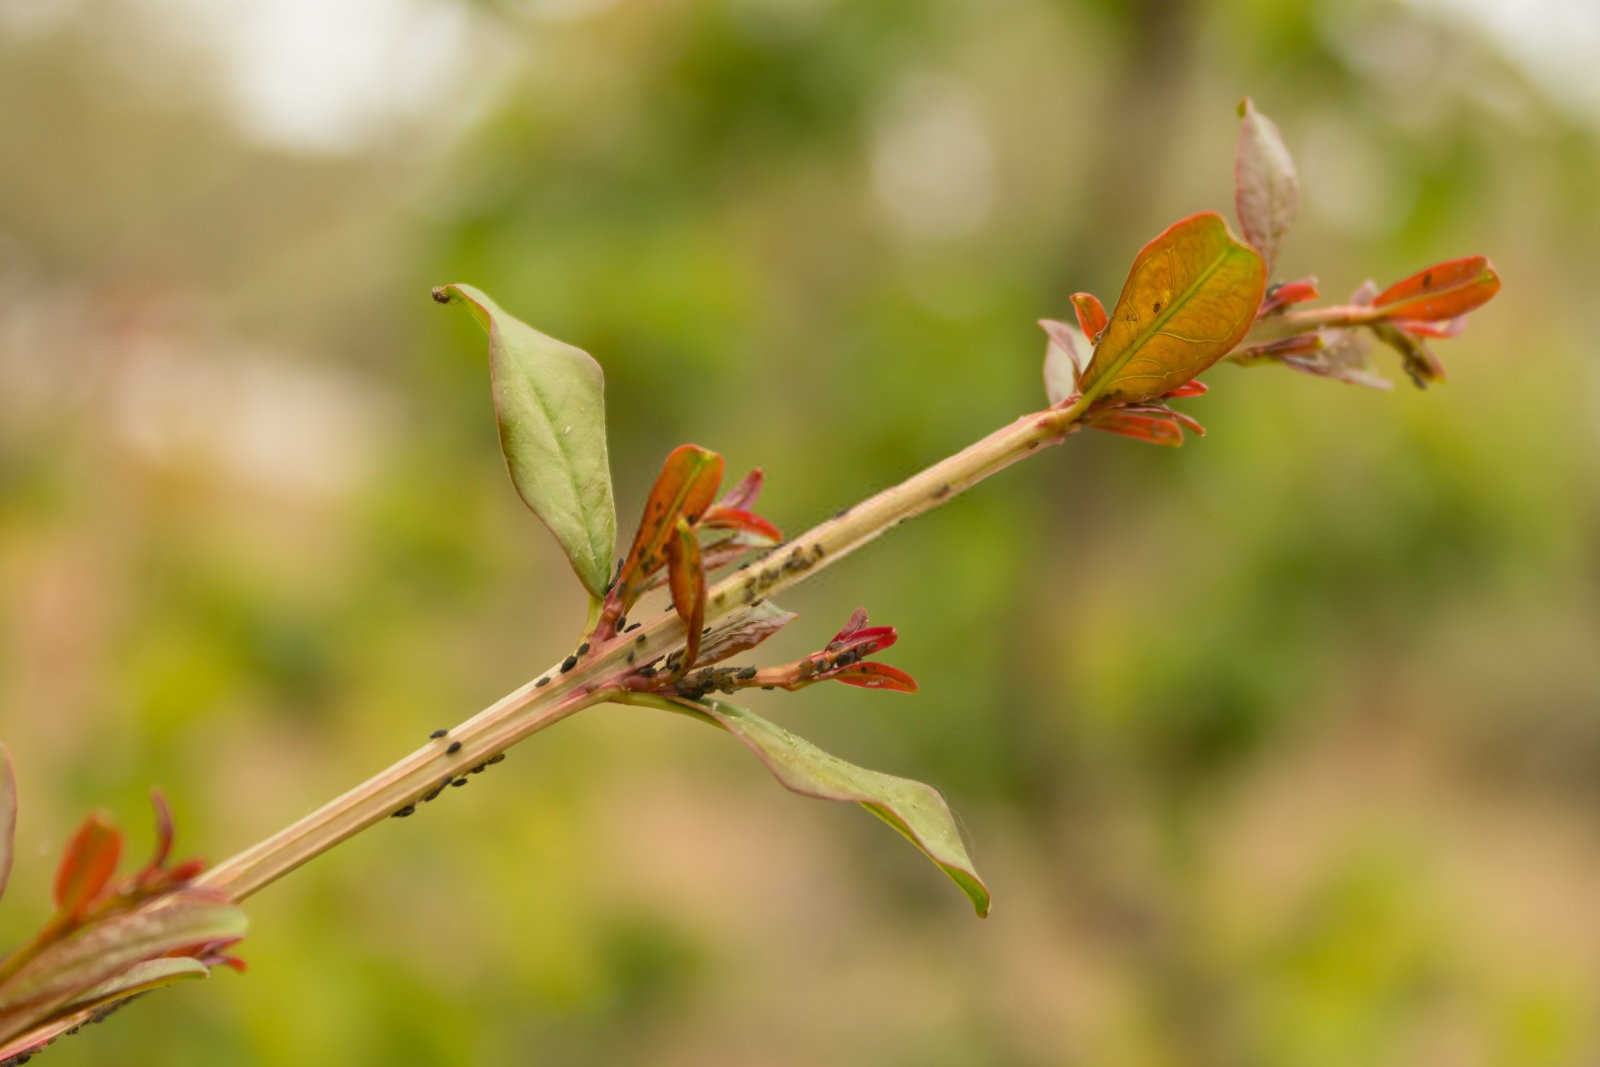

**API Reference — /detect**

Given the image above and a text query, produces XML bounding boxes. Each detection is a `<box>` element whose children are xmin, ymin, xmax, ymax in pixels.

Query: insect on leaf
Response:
<box><xmin>433</xmin><ymin>283</ymin><xmax>618</xmax><ymax>599</ymax></box>
<box><xmin>1234</xmin><ymin>97</ymin><xmax>1301</xmax><ymax>270</ymax></box>
<box><xmin>676</xmin><ymin>698</ymin><xmax>990</xmax><ymax>916</ymax></box>
<box><xmin>1078</xmin><ymin>212</ymin><xmax>1266</xmax><ymax>408</ymax></box>
<box><xmin>1372</xmin><ymin>257</ymin><xmax>1500</xmax><ymax>322</ymax></box>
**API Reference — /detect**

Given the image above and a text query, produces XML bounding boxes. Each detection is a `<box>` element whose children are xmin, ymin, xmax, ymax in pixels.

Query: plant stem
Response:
<box><xmin>195</xmin><ymin>404</ymin><xmax>1082</xmax><ymax>902</ymax></box>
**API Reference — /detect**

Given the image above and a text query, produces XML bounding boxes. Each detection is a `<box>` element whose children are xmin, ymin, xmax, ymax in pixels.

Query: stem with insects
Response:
<box><xmin>194</xmin><ymin>405</ymin><xmax>1083</xmax><ymax>902</ymax></box>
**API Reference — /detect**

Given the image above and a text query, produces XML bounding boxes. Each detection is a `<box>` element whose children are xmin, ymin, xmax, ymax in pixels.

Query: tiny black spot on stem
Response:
<box><xmin>392</xmin><ymin>805</ymin><xmax>415</xmax><ymax>818</ymax></box>
<box><xmin>535</xmin><ymin>676</ymin><xmax>550</xmax><ymax>687</ymax></box>
<box><xmin>560</xmin><ymin>655</ymin><xmax>578</xmax><ymax>673</ymax></box>
<box><xmin>736</xmin><ymin>667</ymin><xmax>757</xmax><ymax>680</ymax></box>
<box><xmin>429</xmin><ymin>729</ymin><xmax>447</xmax><ymax>739</ymax></box>
<box><xmin>451</xmin><ymin>778</ymin><xmax>468</xmax><ymax>787</ymax></box>
<box><xmin>446</xmin><ymin>741</ymin><xmax>462</xmax><ymax>755</ymax></box>
<box><xmin>576</xmin><ymin>642</ymin><xmax>590</xmax><ymax>656</ymax></box>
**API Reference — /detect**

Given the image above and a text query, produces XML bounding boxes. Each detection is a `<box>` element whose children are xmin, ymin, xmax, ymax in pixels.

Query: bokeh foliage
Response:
<box><xmin>1</xmin><ymin>0</ymin><xmax>1595</xmax><ymax>1064</ymax></box>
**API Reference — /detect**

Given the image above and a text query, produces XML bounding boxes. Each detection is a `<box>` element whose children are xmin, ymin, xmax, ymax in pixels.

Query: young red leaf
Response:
<box><xmin>716</xmin><ymin>468</ymin><xmax>764</xmax><ymax>512</ymax></box>
<box><xmin>609</xmin><ymin>444</ymin><xmax>724</xmax><ymax>617</ymax></box>
<box><xmin>0</xmin><ymin>744</ymin><xmax>15</xmax><ymax>905</ymax></box>
<box><xmin>1078</xmin><ymin>212</ymin><xmax>1266</xmax><ymax>408</ymax></box>
<box><xmin>1164</xmin><ymin>379</ymin><xmax>1208</xmax><ymax>398</ymax></box>
<box><xmin>1234</xmin><ymin>97</ymin><xmax>1300</xmax><ymax>270</ymax></box>
<box><xmin>832</xmin><ymin>663</ymin><xmax>919</xmax><ymax>693</ymax></box>
<box><xmin>1395</xmin><ymin>316</ymin><xmax>1466</xmax><ymax>339</ymax></box>
<box><xmin>1372</xmin><ymin>256</ymin><xmax>1500</xmax><ymax>321</ymax></box>
<box><xmin>1258</xmin><ymin>275</ymin><xmax>1319</xmax><ymax>316</ymax></box>
<box><xmin>664</xmin><ymin>517</ymin><xmax>706</xmax><ymax>675</ymax></box>
<box><xmin>1088</xmin><ymin>411</ymin><xmax>1185</xmax><ymax>447</ymax></box>
<box><xmin>699</xmin><ymin>506</ymin><xmax>782</xmax><ymax>543</ymax></box>
<box><xmin>1070</xmin><ymin>291</ymin><xmax>1108</xmax><ymax>341</ymax></box>
<box><xmin>53</xmin><ymin>814</ymin><xmax>122</xmax><ymax>919</ymax></box>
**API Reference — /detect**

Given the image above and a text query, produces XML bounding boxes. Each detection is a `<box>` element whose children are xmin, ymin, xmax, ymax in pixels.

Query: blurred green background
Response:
<box><xmin>1</xmin><ymin>0</ymin><xmax>1596</xmax><ymax>1063</ymax></box>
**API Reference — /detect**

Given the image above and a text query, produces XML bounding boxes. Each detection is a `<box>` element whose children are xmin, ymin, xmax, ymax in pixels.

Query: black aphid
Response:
<box><xmin>391</xmin><ymin>805</ymin><xmax>415</xmax><ymax>818</ymax></box>
<box><xmin>576</xmin><ymin>641</ymin><xmax>591</xmax><ymax>656</ymax></box>
<box><xmin>560</xmin><ymin>655</ymin><xmax>578</xmax><ymax>673</ymax></box>
<box><xmin>451</xmin><ymin>777</ymin><xmax>468</xmax><ymax>787</ymax></box>
<box><xmin>429</xmin><ymin>728</ymin><xmax>447</xmax><ymax>739</ymax></box>
<box><xmin>446</xmin><ymin>740</ymin><xmax>462</xmax><ymax>755</ymax></box>
<box><xmin>535</xmin><ymin>676</ymin><xmax>550</xmax><ymax>687</ymax></box>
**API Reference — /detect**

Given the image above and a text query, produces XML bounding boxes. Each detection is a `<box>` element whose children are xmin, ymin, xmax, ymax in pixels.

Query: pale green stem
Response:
<box><xmin>195</xmin><ymin>404</ymin><xmax>1081</xmax><ymax>902</ymax></box>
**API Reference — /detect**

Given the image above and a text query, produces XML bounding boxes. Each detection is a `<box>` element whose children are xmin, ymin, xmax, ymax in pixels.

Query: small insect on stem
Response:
<box><xmin>560</xmin><ymin>655</ymin><xmax>578</xmax><ymax>673</ymax></box>
<box><xmin>446</xmin><ymin>741</ymin><xmax>462</xmax><ymax>756</ymax></box>
<box><xmin>429</xmin><ymin>729</ymin><xmax>447</xmax><ymax>739</ymax></box>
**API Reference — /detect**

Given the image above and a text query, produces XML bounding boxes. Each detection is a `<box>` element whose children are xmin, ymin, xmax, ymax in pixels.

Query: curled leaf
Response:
<box><xmin>1234</xmin><ymin>97</ymin><xmax>1300</xmax><ymax>270</ymax></box>
<box><xmin>694</xmin><ymin>600</ymin><xmax>797</xmax><ymax>667</ymax></box>
<box><xmin>53</xmin><ymin>814</ymin><xmax>121</xmax><ymax>920</ymax></box>
<box><xmin>1078</xmin><ymin>212</ymin><xmax>1266</xmax><ymax>408</ymax></box>
<box><xmin>1070</xmin><ymin>292</ymin><xmax>1108</xmax><ymax>341</ymax></box>
<box><xmin>1039</xmin><ymin>319</ymin><xmax>1088</xmax><ymax>406</ymax></box>
<box><xmin>1372</xmin><ymin>256</ymin><xmax>1500</xmax><ymax>322</ymax></box>
<box><xmin>434</xmin><ymin>283</ymin><xmax>618</xmax><ymax>599</ymax></box>
<box><xmin>665</xmin><ymin>517</ymin><xmax>706</xmax><ymax>673</ymax></box>
<box><xmin>677</xmin><ymin>698</ymin><xmax>989</xmax><ymax>917</ymax></box>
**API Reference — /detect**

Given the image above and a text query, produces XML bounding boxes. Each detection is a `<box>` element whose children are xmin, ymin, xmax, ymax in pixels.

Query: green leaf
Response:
<box><xmin>1234</xmin><ymin>97</ymin><xmax>1300</xmax><ymax>270</ymax></box>
<box><xmin>61</xmin><ymin>957</ymin><xmax>209</xmax><ymax>1016</ymax></box>
<box><xmin>0</xmin><ymin>743</ymin><xmax>14</xmax><ymax>905</ymax></box>
<box><xmin>681</xmin><ymin>698</ymin><xmax>990</xmax><ymax>917</ymax></box>
<box><xmin>0</xmin><ymin>889</ymin><xmax>246</xmax><ymax>1034</ymax></box>
<box><xmin>434</xmin><ymin>283</ymin><xmax>617</xmax><ymax>599</ymax></box>
<box><xmin>0</xmin><ymin>958</ymin><xmax>211</xmax><ymax>1065</ymax></box>
<box><xmin>1078</xmin><ymin>212</ymin><xmax>1266</xmax><ymax>408</ymax></box>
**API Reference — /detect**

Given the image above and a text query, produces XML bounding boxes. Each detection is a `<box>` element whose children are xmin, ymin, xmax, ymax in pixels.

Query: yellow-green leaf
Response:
<box><xmin>434</xmin><ymin>283</ymin><xmax>617</xmax><ymax>599</ymax></box>
<box><xmin>681</xmin><ymin>698</ymin><xmax>990</xmax><ymax>917</ymax></box>
<box><xmin>1078</xmin><ymin>212</ymin><xmax>1266</xmax><ymax>408</ymax></box>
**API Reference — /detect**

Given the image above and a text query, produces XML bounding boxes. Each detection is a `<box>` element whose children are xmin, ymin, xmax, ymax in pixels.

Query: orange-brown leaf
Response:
<box><xmin>53</xmin><ymin>814</ymin><xmax>122</xmax><ymax>919</ymax></box>
<box><xmin>1070</xmin><ymin>292</ymin><xmax>1108</xmax><ymax>341</ymax></box>
<box><xmin>665</xmin><ymin>517</ymin><xmax>706</xmax><ymax>674</ymax></box>
<box><xmin>612</xmin><ymin>444</ymin><xmax>723</xmax><ymax>614</ymax></box>
<box><xmin>1078</xmin><ymin>212</ymin><xmax>1266</xmax><ymax>408</ymax></box>
<box><xmin>1373</xmin><ymin>257</ymin><xmax>1500</xmax><ymax>322</ymax></box>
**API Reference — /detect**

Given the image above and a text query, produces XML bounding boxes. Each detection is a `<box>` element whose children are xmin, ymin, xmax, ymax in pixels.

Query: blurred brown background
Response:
<box><xmin>2</xmin><ymin>0</ymin><xmax>1596</xmax><ymax>1064</ymax></box>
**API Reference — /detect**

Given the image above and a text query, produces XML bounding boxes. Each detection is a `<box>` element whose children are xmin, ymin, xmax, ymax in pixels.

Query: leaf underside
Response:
<box><xmin>1234</xmin><ymin>96</ymin><xmax>1300</xmax><ymax>270</ymax></box>
<box><xmin>1079</xmin><ymin>212</ymin><xmax>1266</xmax><ymax>408</ymax></box>
<box><xmin>435</xmin><ymin>283</ymin><xmax>617</xmax><ymax>599</ymax></box>
<box><xmin>678</xmin><ymin>698</ymin><xmax>990</xmax><ymax>917</ymax></box>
